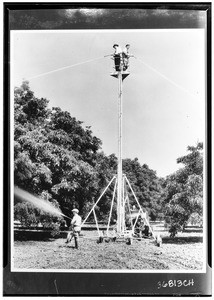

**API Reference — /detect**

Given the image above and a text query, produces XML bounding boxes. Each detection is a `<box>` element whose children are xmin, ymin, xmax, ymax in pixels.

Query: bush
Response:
<box><xmin>50</xmin><ymin>223</ymin><xmax>61</xmax><ymax>237</ymax></box>
<box><xmin>169</xmin><ymin>224</ymin><xmax>178</xmax><ymax>238</ymax></box>
<box><xmin>14</xmin><ymin>202</ymin><xmax>64</xmax><ymax>234</ymax></box>
<box><xmin>14</xmin><ymin>202</ymin><xmax>40</xmax><ymax>227</ymax></box>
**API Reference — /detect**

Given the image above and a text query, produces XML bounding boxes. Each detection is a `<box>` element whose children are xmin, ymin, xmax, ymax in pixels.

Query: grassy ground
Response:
<box><xmin>13</xmin><ymin>230</ymin><xmax>204</xmax><ymax>271</ymax></box>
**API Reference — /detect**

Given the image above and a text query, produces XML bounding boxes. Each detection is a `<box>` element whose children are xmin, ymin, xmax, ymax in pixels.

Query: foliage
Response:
<box><xmin>122</xmin><ymin>158</ymin><xmax>165</xmax><ymax>221</ymax></box>
<box><xmin>163</xmin><ymin>142</ymin><xmax>203</xmax><ymax>236</ymax></box>
<box><xmin>14</xmin><ymin>81</ymin><xmax>102</xmax><ymax>226</ymax></box>
<box><xmin>14</xmin><ymin>201</ymin><xmax>62</xmax><ymax>228</ymax></box>
<box><xmin>14</xmin><ymin>202</ymin><xmax>40</xmax><ymax>227</ymax></box>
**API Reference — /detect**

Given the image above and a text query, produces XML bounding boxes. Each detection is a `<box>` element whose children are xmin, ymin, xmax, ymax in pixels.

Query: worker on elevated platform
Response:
<box><xmin>122</xmin><ymin>44</ymin><xmax>130</xmax><ymax>71</ymax></box>
<box><xmin>113</xmin><ymin>44</ymin><xmax>122</xmax><ymax>71</ymax></box>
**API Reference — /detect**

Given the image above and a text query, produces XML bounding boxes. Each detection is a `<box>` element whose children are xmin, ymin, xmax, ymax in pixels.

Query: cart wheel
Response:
<box><xmin>97</xmin><ymin>236</ymin><xmax>104</xmax><ymax>244</ymax></box>
<box><xmin>126</xmin><ymin>238</ymin><xmax>132</xmax><ymax>245</ymax></box>
<box><xmin>156</xmin><ymin>239</ymin><xmax>162</xmax><ymax>247</ymax></box>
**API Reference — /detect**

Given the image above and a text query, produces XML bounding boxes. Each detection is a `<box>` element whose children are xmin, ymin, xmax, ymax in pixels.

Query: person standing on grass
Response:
<box><xmin>66</xmin><ymin>208</ymin><xmax>82</xmax><ymax>249</ymax></box>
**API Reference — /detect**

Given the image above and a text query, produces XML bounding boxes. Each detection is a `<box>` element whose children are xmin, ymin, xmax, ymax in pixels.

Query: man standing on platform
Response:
<box><xmin>113</xmin><ymin>44</ymin><xmax>122</xmax><ymax>71</ymax></box>
<box><xmin>122</xmin><ymin>44</ymin><xmax>130</xmax><ymax>71</ymax></box>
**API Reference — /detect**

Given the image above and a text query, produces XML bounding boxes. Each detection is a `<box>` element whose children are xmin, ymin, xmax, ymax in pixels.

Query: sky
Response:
<box><xmin>11</xmin><ymin>29</ymin><xmax>205</xmax><ymax>177</ymax></box>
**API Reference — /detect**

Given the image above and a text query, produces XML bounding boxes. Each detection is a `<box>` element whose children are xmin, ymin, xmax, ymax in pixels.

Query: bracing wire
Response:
<box><xmin>24</xmin><ymin>53</ymin><xmax>201</xmax><ymax>103</ymax></box>
<box><xmin>135</xmin><ymin>56</ymin><xmax>201</xmax><ymax>100</ymax></box>
<box><xmin>27</xmin><ymin>56</ymin><xmax>105</xmax><ymax>80</ymax></box>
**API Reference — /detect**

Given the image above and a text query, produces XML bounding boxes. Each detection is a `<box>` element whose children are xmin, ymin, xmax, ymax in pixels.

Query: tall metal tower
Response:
<box><xmin>110</xmin><ymin>47</ymin><xmax>130</xmax><ymax>235</ymax></box>
<box><xmin>81</xmin><ymin>45</ymin><xmax>155</xmax><ymax>242</ymax></box>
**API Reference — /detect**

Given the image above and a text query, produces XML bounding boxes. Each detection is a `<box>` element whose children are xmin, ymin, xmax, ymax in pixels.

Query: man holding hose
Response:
<box><xmin>66</xmin><ymin>208</ymin><xmax>82</xmax><ymax>249</ymax></box>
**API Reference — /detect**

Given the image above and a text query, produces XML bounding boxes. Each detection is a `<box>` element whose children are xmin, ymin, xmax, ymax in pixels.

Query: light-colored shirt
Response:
<box><xmin>114</xmin><ymin>46</ymin><xmax>122</xmax><ymax>55</ymax></box>
<box><xmin>123</xmin><ymin>47</ymin><xmax>129</xmax><ymax>56</ymax></box>
<box><xmin>71</xmin><ymin>214</ymin><xmax>82</xmax><ymax>227</ymax></box>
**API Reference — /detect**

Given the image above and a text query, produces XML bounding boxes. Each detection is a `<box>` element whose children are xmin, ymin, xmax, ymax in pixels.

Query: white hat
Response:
<box><xmin>72</xmin><ymin>208</ymin><xmax>79</xmax><ymax>213</ymax></box>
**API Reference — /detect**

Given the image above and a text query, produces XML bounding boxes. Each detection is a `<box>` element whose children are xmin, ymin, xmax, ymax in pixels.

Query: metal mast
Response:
<box><xmin>81</xmin><ymin>45</ymin><xmax>157</xmax><ymax>243</ymax></box>
<box><xmin>117</xmin><ymin>70</ymin><xmax>124</xmax><ymax>234</ymax></box>
<box><xmin>111</xmin><ymin>45</ymin><xmax>130</xmax><ymax>235</ymax></box>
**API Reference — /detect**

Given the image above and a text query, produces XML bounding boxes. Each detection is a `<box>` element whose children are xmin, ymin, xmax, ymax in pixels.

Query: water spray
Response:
<box><xmin>14</xmin><ymin>187</ymin><xmax>72</xmax><ymax>220</ymax></box>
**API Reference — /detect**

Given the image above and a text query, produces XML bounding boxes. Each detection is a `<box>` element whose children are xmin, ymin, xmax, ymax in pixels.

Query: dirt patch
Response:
<box><xmin>13</xmin><ymin>231</ymin><xmax>204</xmax><ymax>271</ymax></box>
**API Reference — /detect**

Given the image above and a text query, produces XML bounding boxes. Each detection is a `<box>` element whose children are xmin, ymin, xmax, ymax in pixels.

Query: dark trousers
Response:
<box><xmin>114</xmin><ymin>54</ymin><xmax>121</xmax><ymax>71</ymax></box>
<box><xmin>66</xmin><ymin>229</ymin><xmax>80</xmax><ymax>248</ymax></box>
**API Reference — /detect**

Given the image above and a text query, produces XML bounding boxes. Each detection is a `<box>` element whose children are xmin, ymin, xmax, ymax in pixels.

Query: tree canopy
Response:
<box><xmin>163</xmin><ymin>142</ymin><xmax>203</xmax><ymax>236</ymax></box>
<box><xmin>14</xmin><ymin>81</ymin><xmax>103</xmax><ymax>225</ymax></box>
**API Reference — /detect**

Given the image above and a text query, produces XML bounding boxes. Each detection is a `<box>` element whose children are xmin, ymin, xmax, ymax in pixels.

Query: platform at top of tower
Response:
<box><xmin>110</xmin><ymin>71</ymin><xmax>130</xmax><ymax>80</ymax></box>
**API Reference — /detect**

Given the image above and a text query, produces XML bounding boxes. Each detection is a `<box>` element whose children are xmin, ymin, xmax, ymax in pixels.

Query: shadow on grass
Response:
<box><xmin>156</xmin><ymin>229</ymin><xmax>203</xmax><ymax>233</ymax></box>
<box><xmin>163</xmin><ymin>236</ymin><xmax>203</xmax><ymax>244</ymax></box>
<box><xmin>58</xmin><ymin>243</ymin><xmax>76</xmax><ymax>248</ymax></box>
<box><xmin>182</xmin><ymin>229</ymin><xmax>203</xmax><ymax>233</ymax></box>
<box><xmin>14</xmin><ymin>230</ymin><xmax>58</xmax><ymax>241</ymax></box>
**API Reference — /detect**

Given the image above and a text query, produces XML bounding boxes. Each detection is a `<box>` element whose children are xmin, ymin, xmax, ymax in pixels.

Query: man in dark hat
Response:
<box><xmin>113</xmin><ymin>44</ymin><xmax>122</xmax><ymax>71</ymax></box>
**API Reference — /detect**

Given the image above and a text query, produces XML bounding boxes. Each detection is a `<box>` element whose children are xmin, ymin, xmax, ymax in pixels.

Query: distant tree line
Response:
<box><xmin>14</xmin><ymin>81</ymin><xmax>203</xmax><ymax>236</ymax></box>
<box><xmin>163</xmin><ymin>142</ymin><xmax>203</xmax><ymax>236</ymax></box>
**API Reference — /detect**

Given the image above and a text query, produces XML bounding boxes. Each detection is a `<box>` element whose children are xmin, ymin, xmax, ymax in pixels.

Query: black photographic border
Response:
<box><xmin>3</xmin><ymin>2</ymin><xmax>212</xmax><ymax>296</ymax></box>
